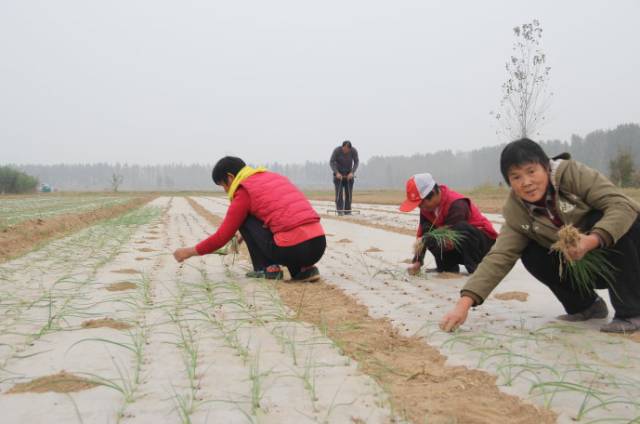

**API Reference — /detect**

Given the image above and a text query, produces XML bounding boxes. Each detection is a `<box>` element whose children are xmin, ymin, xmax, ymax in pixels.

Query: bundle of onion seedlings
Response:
<box><xmin>413</xmin><ymin>227</ymin><xmax>466</xmax><ymax>258</ymax></box>
<box><xmin>550</xmin><ymin>225</ymin><xmax>618</xmax><ymax>298</ymax></box>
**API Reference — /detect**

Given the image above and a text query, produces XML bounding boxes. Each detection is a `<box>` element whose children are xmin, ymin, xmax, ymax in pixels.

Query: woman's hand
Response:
<box><xmin>566</xmin><ymin>233</ymin><xmax>600</xmax><ymax>261</ymax></box>
<box><xmin>407</xmin><ymin>261</ymin><xmax>421</xmax><ymax>275</ymax></box>
<box><xmin>173</xmin><ymin>247</ymin><xmax>197</xmax><ymax>263</ymax></box>
<box><xmin>440</xmin><ymin>296</ymin><xmax>474</xmax><ymax>332</ymax></box>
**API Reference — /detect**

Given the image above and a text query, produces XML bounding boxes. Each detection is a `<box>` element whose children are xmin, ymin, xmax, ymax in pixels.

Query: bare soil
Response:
<box><xmin>112</xmin><ymin>269</ymin><xmax>140</xmax><ymax>274</ymax></box>
<box><xmin>435</xmin><ymin>272</ymin><xmax>462</xmax><ymax>280</ymax></box>
<box><xmin>106</xmin><ymin>282</ymin><xmax>137</xmax><ymax>291</ymax></box>
<box><xmin>0</xmin><ymin>197</ymin><xmax>154</xmax><ymax>264</ymax></box>
<box><xmin>494</xmin><ymin>291</ymin><xmax>529</xmax><ymax>302</ymax></box>
<box><xmin>186</xmin><ymin>197</ymin><xmax>223</xmax><ymax>225</ymax></box>
<box><xmin>275</xmin><ymin>281</ymin><xmax>555</xmax><ymax>424</ymax></box>
<box><xmin>7</xmin><ymin>371</ymin><xmax>98</xmax><ymax>394</ymax></box>
<box><xmin>81</xmin><ymin>318</ymin><xmax>132</xmax><ymax>330</ymax></box>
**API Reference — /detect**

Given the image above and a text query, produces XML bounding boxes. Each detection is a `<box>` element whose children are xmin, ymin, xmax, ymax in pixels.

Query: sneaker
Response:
<box><xmin>245</xmin><ymin>265</ymin><xmax>283</xmax><ymax>280</ymax></box>
<box><xmin>557</xmin><ymin>297</ymin><xmax>608</xmax><ymax>322</ymax></box>
<box><xmin>600</xmin><ymin>316</ymin><xmax>640</xmax><ymax>333</ymax></box>
<box><xmin>291</xmin><ymin>266</ymin><xmax>321</xmax><ymax>283</ymax></box>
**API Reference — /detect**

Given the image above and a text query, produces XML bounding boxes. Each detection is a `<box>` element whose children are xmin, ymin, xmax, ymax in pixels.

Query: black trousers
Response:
<box><xmin>238</xmin><ymin>215</ymin><xmax>327</xmax><ymax>277</ymax></box>
<box><xmin>521</xmin><ymin>212</ymin><xmax>640</xmax><ymax>319</ymax></box>
<box><xmin>418</xmin><ymin>222</ymin><xmax>495</xmax><ymax>273</ymax></box>
<box><xmin>333</xmin><ymin>177</ymin><xmax>354</xmax><ymax>213</ymax></box>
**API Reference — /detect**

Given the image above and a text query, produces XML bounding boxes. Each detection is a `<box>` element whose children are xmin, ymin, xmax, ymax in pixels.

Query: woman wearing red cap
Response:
<box><xmin>400</xmin><ymin>173</ymin><xmax>497</xmax><ymax>275</ymax></box>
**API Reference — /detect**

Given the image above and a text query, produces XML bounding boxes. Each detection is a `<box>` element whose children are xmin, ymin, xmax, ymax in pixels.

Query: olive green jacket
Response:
<box><xmin>462</xmin><ymin>155</ymin><xmax>640</xmax><ymax>305</ymax></box>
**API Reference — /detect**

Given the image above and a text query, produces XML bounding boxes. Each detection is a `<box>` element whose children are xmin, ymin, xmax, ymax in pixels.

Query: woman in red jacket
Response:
<box><xmin>173</xmin><ymin>156</ymin><xmax>326</xmax><ymax>282</ymax></box>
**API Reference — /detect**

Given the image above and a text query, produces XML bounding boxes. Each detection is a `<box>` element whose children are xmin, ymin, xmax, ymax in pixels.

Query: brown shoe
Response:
<box><xmin>600</xmin><ymin>316</ymin><xmax>640</xmax><ymax>333</ymax></box>
<box><xmin>557</xmin><ymin>297</ymin><xmax>608</xmax><ymax>322</ymax></box>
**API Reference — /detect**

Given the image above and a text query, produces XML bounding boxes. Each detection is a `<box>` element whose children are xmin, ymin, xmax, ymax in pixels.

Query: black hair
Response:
<box><xmin>211</xmin><ymin>156</ymin><xmax>246</xmax><ymax>185</ymax></box>
<box><xmin>342</xmin><ymin>140</ymin><xmax>352</xmax><ymax>148</ymax></box>
<box><xmin>425</xmin><ymin>184</ymin><xmax>440</xmax><ymax>200</ymax></box>
<box><xmin>500</xmin><ymin>138</ymin><xmax>550</xmax><ymax>184</ymax></box>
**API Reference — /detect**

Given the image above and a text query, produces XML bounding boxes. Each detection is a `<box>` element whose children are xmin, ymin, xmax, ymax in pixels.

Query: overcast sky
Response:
<box><xmin>1</xmin><ymin>1</ymin><xmax>638</xmax><ymax>166</ymax></box>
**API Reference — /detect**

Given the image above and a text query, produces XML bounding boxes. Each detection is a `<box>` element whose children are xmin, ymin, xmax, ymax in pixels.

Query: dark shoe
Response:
<box><xmin>557</xmin><ymin>297</ymin><xmax>608</xmax><ymax>322</ymax></box>
<box><xmin>291</xmin><ymin>266</ymin><xmax>320</xmax><ymax>282</ymax></box>
<box><xmin>245</xmin><ymin>265</ymin><xmax>283</xmax><ymax>280</ymax></box>
<box><xmin>600</xmin><ymin>316</ymin><xmax>640</xmax><ymax>333</ymax></box>
<box><xmin>437</xmin><ymin>264</ymin><xmax>460</xmax><ymax>273</ymax></box>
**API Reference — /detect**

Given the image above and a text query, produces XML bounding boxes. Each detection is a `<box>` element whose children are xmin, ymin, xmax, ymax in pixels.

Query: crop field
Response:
<box><xmin>0</xmin><ymin>194</ymin><xmax>135</xmax><ymax>230</ymax></box>
<box><xmin>0</xmin><ymin>195</ymin><xmax>638</xmax><ymax>423</ymax></box>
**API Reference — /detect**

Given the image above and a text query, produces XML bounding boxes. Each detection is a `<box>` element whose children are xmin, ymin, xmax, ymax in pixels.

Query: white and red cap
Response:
<box><xmin>399</xmin><ymin>173</ymin><xmax>436</xmax><ymax>212</ymax></box>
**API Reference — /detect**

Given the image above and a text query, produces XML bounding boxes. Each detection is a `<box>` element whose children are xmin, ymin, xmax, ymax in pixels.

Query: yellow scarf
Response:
<box><xmin>227</xmin><ymin>166</ymin><xmax>267</xmax><ymax>200</ymax></box>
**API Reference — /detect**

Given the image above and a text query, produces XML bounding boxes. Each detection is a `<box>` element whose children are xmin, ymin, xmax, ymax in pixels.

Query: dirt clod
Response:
<box><xmin>7</xmin><ymin>371</ymin><xmax>98</xmax><ymax>394</ymax></box>
<box><xmin>82</xmin><ymin>318</ymin><xmax>132</xmax><ymax>330</ymax></box>
<box><xmin>112</xmin><ymin>268</ymin><xmax>140</xmax><ymax>274</ymax></box>
<box><xmin>106</xmin><ymin>282</ymin><xmax>137</xmax><ymax>291</ymax></box>
<box><xmin>494</xmin><ymin>291</ymin><xmax>529</xmax><ymax>302</ymax></box>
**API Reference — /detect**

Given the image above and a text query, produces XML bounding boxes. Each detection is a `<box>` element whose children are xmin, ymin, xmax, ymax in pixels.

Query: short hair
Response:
<box><xmin>212</xmin><ymin>156</ymin><xmax>246</xmax><ymax>185</ymax></box>
<box><xmin>425</xmin><ymin>183</ymin><xmax>440</xmax><ymax>200</ymax></box>
<box><xmin>342</xmin><ymin>140</ymin><xmax>352</xmax><ymax>148</ymax></box>
<box><xmin>500</xmin><ymin>138</ymin><xmax>550</xmax><ymax>184</ymax></box>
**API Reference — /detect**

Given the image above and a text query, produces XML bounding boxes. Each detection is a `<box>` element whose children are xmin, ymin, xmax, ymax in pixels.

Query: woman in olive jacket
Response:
<box><xmin>441</xmin><ymin>138</ymin><xmax>640</xmax><ymax>334</ymax></box>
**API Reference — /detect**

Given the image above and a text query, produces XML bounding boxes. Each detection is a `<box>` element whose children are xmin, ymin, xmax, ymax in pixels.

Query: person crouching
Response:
<box><xmin>173</xmin><ymin>156</ymin><xmax>326</xmax><ymax>282</ymax></box>
<box><xmin>400</xmin><ymin>173</ymin><xmax>497</xmax><ymax>275</ymax></box>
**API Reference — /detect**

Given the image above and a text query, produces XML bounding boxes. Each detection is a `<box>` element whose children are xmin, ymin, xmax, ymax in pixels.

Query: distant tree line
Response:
<box><xmin>0</xmin><ymin>166</ymin><xmax>39</xmax><ymax>194</ymax></box>
<box><xmin>9</xmin><ymin>123</ymin><xmax>640</xmax><ymax>191</ymax></box>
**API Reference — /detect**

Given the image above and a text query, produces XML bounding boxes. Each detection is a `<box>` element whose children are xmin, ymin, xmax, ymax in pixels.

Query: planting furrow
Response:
<box><xmin>0</xmin><ymin>200</ymin><xmax>166</xmax><ymax>422</ymax></box>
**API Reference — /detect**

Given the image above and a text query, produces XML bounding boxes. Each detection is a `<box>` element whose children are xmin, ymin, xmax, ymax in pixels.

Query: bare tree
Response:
<box><xmin>110</xmin><ymin>172</ymin><xmax>124</xmax><ymax>192</ymax></box>
<box><xmin>492</xmin><ymin>20</ymin><xmax>552</xmax><ymax>140</ymax></box>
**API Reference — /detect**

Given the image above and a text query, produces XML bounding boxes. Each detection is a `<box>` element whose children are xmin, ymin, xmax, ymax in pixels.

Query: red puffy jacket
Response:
<box><xmin>240</xmin><ymin>172</ymin><xmax>320</xmax><ymax>233</ymax></box>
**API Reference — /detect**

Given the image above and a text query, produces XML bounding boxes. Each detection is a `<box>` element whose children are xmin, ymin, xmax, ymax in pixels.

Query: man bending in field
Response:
<box><xmin>173</xmin><ymin>156</ymin><xmax>326</xmax><ymax>282</ymax></box>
